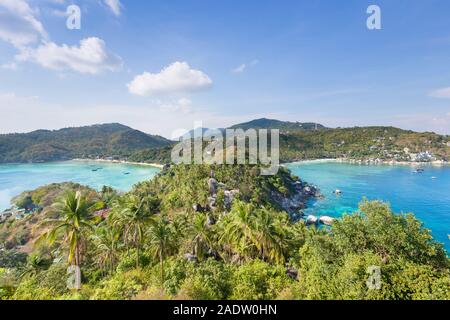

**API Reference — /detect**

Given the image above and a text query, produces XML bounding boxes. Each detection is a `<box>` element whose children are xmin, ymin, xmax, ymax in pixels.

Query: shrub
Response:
<box><xmin>91</xmin><ymin>269</ymin><xmax>149</xmax><ymax>300</ymax></box>
<box><xmin>230</xmin><ymin>260</ymin><xmax>291</xmax><ymax>300</ymax></box>
<box><xmin>176</xmin><ymin>259</ymin><xmax>233</xmax><ymax>300</ymax></box>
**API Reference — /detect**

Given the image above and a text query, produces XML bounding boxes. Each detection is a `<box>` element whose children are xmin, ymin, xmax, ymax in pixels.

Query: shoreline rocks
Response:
<box><xmin>306</xmin><ymin>215</ymin><xmax>318</xmax><ymax>225</ymax></box>
<box><xmin>319</xmin><ymin>216</ymin><xmax>335</xmax><ymax>226</ymax></box>
<box><xmin>272</xmin><ymin>179</ymin><xmax>321</xmax><ymax>218</ymax></box>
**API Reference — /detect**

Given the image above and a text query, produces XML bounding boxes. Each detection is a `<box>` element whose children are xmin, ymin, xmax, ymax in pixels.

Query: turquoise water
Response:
<box><xmin>0</xmin><ymin>161</ymin><xmax>160</xmax><ymax>210</ymax></box>
<box><xmin>287</xmin><ymin>161</ymin><xmax>450</xmax><ymax>251</ymax></box>
<box><xmin>1</xmin><ymin>160</ymin><xmax>449</xmax><ymax>251</ymax></box>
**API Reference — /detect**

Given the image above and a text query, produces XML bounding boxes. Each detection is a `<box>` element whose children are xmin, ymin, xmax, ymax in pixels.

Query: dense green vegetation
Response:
<box><xmin>127</xmin><ymin>120</ymin><xmax>450</xmax><ymax>164</ymax></box>
<box><xmin>128</xmin><ymin>146</ymin><xmax>174</xmax><ymax>164</ymax></box>
<box><xmin>0</xmin><ymin>165</ymin><xmax>448</xmax><ymax>300</ymax></box>
<box><xmin>0</xmin><ymin>123</ymin><xmax>172</xmax><ymax>163</ymax></box>
<box><xmin>279</xmin><ymin>126</ymin><xmax>450</xmax><ymax>163</ymax></box>
<box><xmin>1</xmin><ymin>119</ymin><xmax>449</xmax><ymax>165</ymax></box>
<box><xmin>229</xmin><ymin>118</ymin><xmax>326</xmax><ymax>132</ymax></box>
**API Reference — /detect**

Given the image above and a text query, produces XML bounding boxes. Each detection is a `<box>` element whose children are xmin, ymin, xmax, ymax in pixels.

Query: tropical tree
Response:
<box><xmin>39</xmin><ymin>191</ymin><xmax>94</xmax><ymax>267</ymax></box>
<box><xmin>219</xmin><ymin>201</ymin><xmax>290</xmax><ymax>264</ymax></box>
<box><xmin>20</xmin><ymin>254</ymin><xmax>51</xmax><ymax>279</ymax></box>
<box><xmin>187</xmin><ymin>213</ymin><xmax>214</xmax><ymax>261</ymax></box>
<box><xmin>219</xmin><ymin>201</ymin><xmax>258</xmax><ymax>262</ymax></box>
<box><xmin>146</xmin><ymin>216</ymin><xmax>177</xmax><ymax>283</ymax></box>
<box><xmin>110</xmin><ymin>194</ymin><xmax>154</xmax><ymax>268</ymax></box>
<box><xmin>253</xmin><ymin>208</ymin><xmax>288</xmax><ymax>264</ymax></box>
<box><xmin>90</xmin><ymin>224</ymin><xmax>123</xmax><ymax>275</ymax></box>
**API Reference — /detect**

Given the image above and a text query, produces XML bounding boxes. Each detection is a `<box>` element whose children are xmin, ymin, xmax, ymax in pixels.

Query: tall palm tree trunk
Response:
<box><xmin>136</xmin><ymin>243</ymin><xmax>140</xmax><ymax>268</ymax></box>
<box><xmin>160</xmin><ymin>252</ymin><xmax>164</xmax><ymax>283</ymax></box>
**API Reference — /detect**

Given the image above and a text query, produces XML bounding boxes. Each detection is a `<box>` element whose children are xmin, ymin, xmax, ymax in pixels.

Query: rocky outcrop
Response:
<box><xmin>270</xmin><ymin>180</ymin><xmax>320</xmax><ymax>219</ymax></box>
<box><xmin>201</xmin><ymin>168</ymin><xmax>320</xmax><ymax>220</ymax></box>
<box><xmin>319</xmin><ymin>216</ymin><xmax>335</xmax><ymax>226</ymax></box>
<box><xmin>208</xmin><ymin>178</ymin><xmax>218</xmax><ymax>196</ymax></box>
<box><xmin>286</xmin><ymin>267</ymin><xmax>299</xmax><ymax>280</ymax></box>
<box><xmin>306</xmin><ymin>215</ymin><xmax>318</xmax><ymax>225</ymax></box>
<box><xmin>224</xmin><ymin>189</ymin><xmax>240</xmax><ymax>209</ymax></box>
<box><xmin>183</xmin><ymin>253</ymin><xmax>198</xmax><ymax>263</ymax></box>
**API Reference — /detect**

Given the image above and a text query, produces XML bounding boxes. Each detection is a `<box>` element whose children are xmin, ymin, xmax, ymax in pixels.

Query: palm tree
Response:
<box><xmin>90</xmin><ymin>223</ymin><xmax>122</xmax><ymax>274</ymax></box>
<box><xmin>188</xmin><ymin>213</ymin><xmax>214</xmax><ymax>261</ymax></box>
<box><xmin>39</xmin><ymin>191</ymin><xmax>94</xmax><ymax>267</ymax></box>
<box><xmin>219</xmin><ymin>201</ymin><xmax>259</xmax><ymax>262</ymax></box>
<box><xmin>20</xmin><ymin>254</ymin><xmax>51</xmax><ymax>279</ymax></box>
<box><xmin>219</xmin><ymin>201</ymin><xmax>289</xmax><ymax>264</ymax></box>
<box><xmin>110</xmin><ymin>194</ymin><xmax>153</xmax><ymax>268</ymax></box>
<box><xmin>146</xmin><ymin>216</ymin><xmax>177</xmax><ymax>283</ymax></box>
<box><xmin>253</xmin><ymin>208</ymin><xmax>287</xmax><ymax>264</ymax></box>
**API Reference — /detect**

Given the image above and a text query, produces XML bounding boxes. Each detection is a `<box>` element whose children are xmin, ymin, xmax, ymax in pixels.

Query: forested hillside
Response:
<box><xmin>133</xmin><ymin>122</ymin><xmax>450</xmax><ymax>164</ymax></box>
<box><xmin>0</xmin><ymin>124</ymin><xmax>172</xmax><ymax>163</ymax></box>
<box><xmin>229</xmin><ymin>118</ymin><xmax>326</xmax><ymax>132</ymax></box>
<box><xmin>1</xmin><ymin>120</ymin><xmax>449</xmax><ymax>165</ymax></box>
<box><xmin>279</xmin><ymin>126</ymin><xmax>450</xmax><ymax>162</ymax></box>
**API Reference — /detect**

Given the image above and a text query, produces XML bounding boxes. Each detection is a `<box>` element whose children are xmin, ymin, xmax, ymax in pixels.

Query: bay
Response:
<box><xmin>287</xmin><ymin>161</ymin><xmax>450</xmax><ymax>251</ymax></box>
<box><xmin>0</xmin><ymin>160</ymin><xmax>160</xmax><ymax>210</ymax></box>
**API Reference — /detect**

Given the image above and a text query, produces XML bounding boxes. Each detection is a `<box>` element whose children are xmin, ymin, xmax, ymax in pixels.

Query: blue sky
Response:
<box><xmin>0</xmin><ymin>0</ymin><xmax>450</xmax><ymax>137</ymax></box>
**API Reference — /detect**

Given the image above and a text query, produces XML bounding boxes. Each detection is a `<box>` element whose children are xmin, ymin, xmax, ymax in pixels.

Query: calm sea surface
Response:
<box><xmin>287</xmin><ymin>161</ymin><xmax>450</xmax><ymax>251</ymax></box>
<box><xmin>0</xmin><ymin>160</ymin><xmax>160</xmax><ymax>210</ymax></box>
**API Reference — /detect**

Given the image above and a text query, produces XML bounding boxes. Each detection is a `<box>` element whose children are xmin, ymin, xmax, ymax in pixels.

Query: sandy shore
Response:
<box><xmin>72</xmin><ymin>158</ymin><xmax>164</xmax><ymax>169</ymax></box>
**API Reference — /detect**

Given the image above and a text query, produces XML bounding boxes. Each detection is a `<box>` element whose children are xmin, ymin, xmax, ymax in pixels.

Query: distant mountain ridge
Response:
<box><xmin>178</xmin><ymin>118</ymin><xmax>325</xmax><ymax>140</ymax></box>
<box><xmin>229</xmin><ymin>118</ymin><xmax>326</xmax><ymax>132</ymax></box>
<box><xmin>0</xmin><ymin>123</ymin><xmax>172</xmax><ymax>163</ymax></box>
<box><xmin>1</xmin><ymin>120</ymin><xmax>449</xmax><ymax>165</ymax></box>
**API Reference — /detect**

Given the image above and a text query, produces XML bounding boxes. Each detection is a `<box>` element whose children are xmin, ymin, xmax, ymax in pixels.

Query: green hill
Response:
<box><xmin>229</xmin><ymin>118</ymin><xmax>326</xmax><ymax>132</ymax></box>
<box><xmin>279</xmin><ymin>126</ymin><xmax>450</xmax><ymax>162</ymax></box>
<box><xmin>1</xmin><ymin>120</ymin><xmax>449</xmax><ymax>165</ymax></box>
<box><xmin>132</xmin><ymin>122</ymin><xmax>450</xmax><ymax>164</ymax></box>
<box><xmin>0</xmin><ymin>123</ymin><xmax>172</xmax><ymax>163</ymax></box>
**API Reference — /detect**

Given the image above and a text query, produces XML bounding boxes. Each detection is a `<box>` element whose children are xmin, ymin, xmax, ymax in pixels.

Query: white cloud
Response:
<box><xmin>0</xmin><ymin>1</ymin><xmax>122</xmax><ymax>75</ymax></box>
<box><xmin>0</xmin><ymin>0</ymin><xmax>48</xmax><ymax>48</ymax></box>
<box><xmin>48</xmin><ymin>8</ymin><xmax>68</xmax><ymax>18</ymax></box>
<box><xmin>231</xmin><ymin>59</ymin><xmax>259</xmax><ymax>74</ymax></box>
<box><xmin>104</xmin><ymin>0</ymin><xmax>122</xmax><ymax>16</ymax></box>
<box><xmin>128</xmin><ymin>61</ymin><xmax>213</xmax><ymax>96</ymax></box>
<box><xmin>159</xmin><ymin>98</ymin><xmax>193</xmax><ymax>114</ymax></box>
<box><xmin>429</xmin><ymin>87</ymin><xmax>450</xmax><ymax>99</ymax></box>
<box><xmin>1</xmin><ymin>62</ymin><xmax>17</xmax><ymax>70</ymax></box>
<box><xmin>232</xmin><ymin>64</ymin><xmax>246</xmax><ymax>74</ymax></box>
<box><xmin>17</xmin><ymin>37</ymin><xmax>123</xmax><ymax>74</ymax></box>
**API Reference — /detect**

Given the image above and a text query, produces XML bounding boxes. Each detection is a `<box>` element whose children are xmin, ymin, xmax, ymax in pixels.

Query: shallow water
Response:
<box><xmin>287</xmin><ymin>161</ymin><xmax>450</xmax><ymax>251</ymax></box>
<box><xmin>0</xmin><ymin>160</ymin><xmax>160</xmax><ymax>210</ymax></box>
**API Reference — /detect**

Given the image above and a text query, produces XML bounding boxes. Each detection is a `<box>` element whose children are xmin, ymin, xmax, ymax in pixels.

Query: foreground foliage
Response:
<box><xmin>0</xmin><ymin>165</ymin><xmax>448</xmax><ymax>300</ymax></box>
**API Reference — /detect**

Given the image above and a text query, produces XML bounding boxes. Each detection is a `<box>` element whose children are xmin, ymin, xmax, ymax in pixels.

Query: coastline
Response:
<box><xmin>285</xmin><ymin>158</ymin><xmax>450</xmax><ymax>167</ymax></box>
<box><xmin>71</xmin><ymin>158</ymin><xmax>165</xmax><ymax>169</ymax></box>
